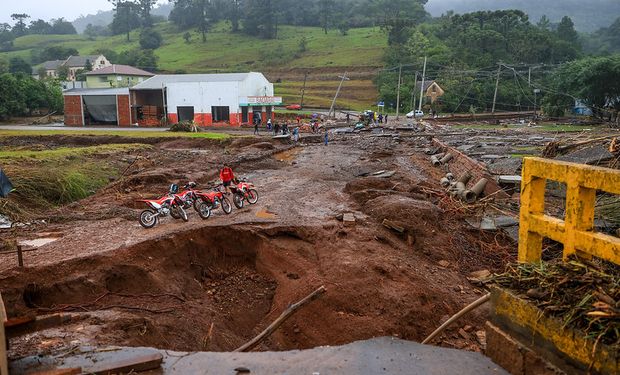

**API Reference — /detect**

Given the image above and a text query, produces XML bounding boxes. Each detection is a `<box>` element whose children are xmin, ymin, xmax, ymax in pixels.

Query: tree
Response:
<box><xmin>0</xmin><ymin>73</ymin><xmax>26</xmax><ymax>119</ymax></box>
<box><xmin>109</xmin><ymin>0</ymin><xmax>141</xmax><ymax>41</ymax></box>
<box><xmin>557</xmin><ymin>16</ymin><xmax>579</xmax><ymax>44</ymax></box>
<box><xmin>50</xmin><ymin>18</ymin><xmax>77</xmax><ymax>34</ymax></box>
<box><xmin>243</xmin><ymin>0</ymin><xmax>276</xmax><ymax>39</ymax></box>
<box><xmin>136</xmin><ymin>0</ymin><xmax>157</xmax><ymax>26</ymax></box>
<box><xmin>0</xmin><ymin>23</ymin><xmax>14</xmax><ymax>51</ymax></box>
<box><xmin>543</xmin><ymin>55</ymin><xmax>620</xmax><ymax>119</ymax></box>
<box><xmin>10</xmin><ymin>13</ymin><xmax>30</xmax><ymax>36</ymax></box>
<box><xmin>8</xmin><ymin>57</ymin><xmax>30</xmax><ymax>74</ymax></box>
<box><xmin>37</xmin><ymin>66</ymin><xmax>47</xmax><ymax>79</ymax></box>
<box><xmin>56</xmin><ymin>65</ymin><xmax>69</xmax><ymax>80</ymax></box>
<box><xmin>229</xmin><ymin>0</ymin><xmax>243</xmax><ymax>32</ymax></box>
<box><xmin>28</xmin><ymin>19</ymin><xmax>52</xmax><ymax>34</ymax></box>
<box><xmin>117</xmin><ymin>48</ymin><xmax>158</xmax><ymax>70</ymax></box>
<box><xmin>84</xmin><ymin>24</ymin><xmax>110</xmax><ymax>40</ymax></box>
<box><xmin>374</xmin><ymin>0</ymin><xmax>428</xmax><ymax>45</ymax></box>
<box><xmin>33</xmin><ymin>46</ymin><xmax>79</xmax><ymax>64</ymax></box>
<box><xmin>318</xmin><ymin>0</ymin><xmax>335</xmax><ymax>34</ymax></box>
<box><xmin>139</xmin><ymin>27</ymin><xmax>163</xmax><ymax>49</ymax></box>
<box><xmin>537</xmin><ymin>15</ymin><xmax>551</xmax><ymax>30</ymax></box>
<box><xmin>183</xmin><ymin>31</ymin><xmax>192</xmax><ymax>43</ymax></box>
<box><xmin>0</xmin><ymin>58</ymin><xmax>8</xmax><ymax>74</ymax></box>
<box><xmin>84</xmin><ymin>59</ymin><xmax>93</xmax><ymax>71</ymax></box>
<box><xmin>170</xmin><ymin>0</ymin><xmax>213</xmax><ymax>42</ymax></box>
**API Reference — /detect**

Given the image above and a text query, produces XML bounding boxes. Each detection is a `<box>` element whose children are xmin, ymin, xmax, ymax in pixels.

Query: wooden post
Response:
<box><xmin>17</xmin><ymin>245</ymin><xmax>23</xmax><ymax>267</ymax></box>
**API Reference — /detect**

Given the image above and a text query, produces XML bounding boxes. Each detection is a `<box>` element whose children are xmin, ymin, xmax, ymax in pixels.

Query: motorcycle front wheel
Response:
<box><xmin>178</xmin><ymin>206</ymin><xmax>189</xmax><ymax>222</ymax></box>
<box><xmin>233</xmin><ymin>193</ymin><xmax>244</xmax><ymax>209</ymax></box>
<box><xmin>247</xmin><ymin>189</ymin><xmax>259</xmax><ymax>204</ymax></box>
<box><xmin>221</xmin><ymin>197</ymin><xmax>232</xmax><ymax>214</ymax></box>
<box><xmin>198</xmin><ymin>202</ymin><xmax>211</xmax><ymax>219</ymax></box>
<box><xmin>139</xmin><ymin>210</ymin><xmax>157</xmax><ymax>228</ymax></box>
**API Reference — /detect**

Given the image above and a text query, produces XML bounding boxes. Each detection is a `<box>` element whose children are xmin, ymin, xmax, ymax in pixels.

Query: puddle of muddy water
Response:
<box><xmin>256</xmin><ymin>208</ymin><xmax>277</xmax><ymax>219</ymax></box>
<box><xmin>273</xmin><ymin>148</ymin><xmax>302</xmax><ymax>164</ymax></box>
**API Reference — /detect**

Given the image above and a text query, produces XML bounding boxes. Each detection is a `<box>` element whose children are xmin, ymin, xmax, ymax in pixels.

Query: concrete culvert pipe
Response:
<box><xmin>463</xmin><ymin>178</ymin><xmax>488</xmax><ymax>203</ymax></box>
<box><xmin>446</xmin><ymin>173</ymin><xmax>454</xmax><ymax>181</ymax></box>
<box><xmin>431</xmin><ymin>156</ymin><xmax>442</xmax><ymax>167</ymax></box>
<box><xmin>439</xmin><ymin>153</ymin><xmax>453</xmax><ymax>164</ymax></box>
<box><xmin>457</xmin><ymin>171</ymin><xmax>472</xmax><ymax>185</ymax></box>
<box><xmin>440</xmin><ymin>177</ymin><xmax>451</xmax><ymax>187</ymax></box>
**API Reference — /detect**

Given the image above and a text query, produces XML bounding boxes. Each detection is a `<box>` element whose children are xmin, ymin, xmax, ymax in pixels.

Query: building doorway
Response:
<box><xmin>82</xmin><ymin>95</ymin><xmax>118</xmax><ymax>125</ymax></box>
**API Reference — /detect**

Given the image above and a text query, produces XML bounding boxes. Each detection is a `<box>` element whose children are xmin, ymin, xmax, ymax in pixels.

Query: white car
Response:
<box><xmin>406</xmin><ymin>110</ymin><xmax>424</xmax><ymax>118</ymax></box>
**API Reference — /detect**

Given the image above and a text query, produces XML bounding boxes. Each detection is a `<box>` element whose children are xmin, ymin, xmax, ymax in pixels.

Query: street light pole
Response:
<box><xmin>328</xmin><ymin>72</ymin><xmax>349</xmax><ymax>119</ymax></box>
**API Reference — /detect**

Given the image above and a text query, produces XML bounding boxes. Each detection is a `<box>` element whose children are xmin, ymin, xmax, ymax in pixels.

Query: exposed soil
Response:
<box><xmin>1</xmin><ymin>130</ymin><xmax>515</xmax><ymax>361</ymax></box>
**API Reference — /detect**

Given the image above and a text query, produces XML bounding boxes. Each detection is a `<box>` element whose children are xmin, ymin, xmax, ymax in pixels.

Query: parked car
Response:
<box><xmin>286</xmin><ymin>104</ymin><xmax>302</xmax><ymax>110</ymax></box>
<box><xmin>406</xmin><ymin>110</ymin><xmax>424</xmax><ymax>118</ymax></box>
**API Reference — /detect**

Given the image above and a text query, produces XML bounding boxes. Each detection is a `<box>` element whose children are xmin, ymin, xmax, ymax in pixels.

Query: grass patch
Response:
<box><xmin>0</xmin><ymin>143</ymin><xmax>151</xmax><ymax>161</ymax></box>
<box><xmin>0</xmin><ymin>144</ymin><xmax>150</xmax><ymax>220</ymax></box>
<box><xmin>0</xmin><ymin>130</ymin><xmax>230</xmax><ymax>140</ymax></box>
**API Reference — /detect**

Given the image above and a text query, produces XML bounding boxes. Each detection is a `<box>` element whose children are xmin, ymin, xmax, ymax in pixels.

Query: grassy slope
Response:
<box><xmin>1</xmin><ymin>22</ymin><xmax>386</xmax><ymax>110</ymax></box>
<box><xmin>4</xmin><ymin>22</ymin><xmax>386</xmax><ymax>71</ymax></box>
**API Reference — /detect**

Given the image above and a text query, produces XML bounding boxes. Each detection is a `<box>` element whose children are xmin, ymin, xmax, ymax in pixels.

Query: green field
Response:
<box><xmin>2</xmin><ymin>22</ymin><xmax>387</xmax><ymax>72</ymax></box>
<box><xmin>0</xmin><ymin>129</ymin><xmax>231</xmax><ymax>139</ymax></box>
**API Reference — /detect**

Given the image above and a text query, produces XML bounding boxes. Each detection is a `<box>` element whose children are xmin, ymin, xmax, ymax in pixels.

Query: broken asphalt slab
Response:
<box><xmin>11</xmin><ymin>338</ymin><xmax>508</xmax><ymax>375</ymax></box>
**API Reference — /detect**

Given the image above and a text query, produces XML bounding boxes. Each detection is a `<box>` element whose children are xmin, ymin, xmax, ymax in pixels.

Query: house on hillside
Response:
<box><xmin>415</xmin><ymin>81</ymin><xmax>445</xmax><ymax>104</ymax></box>
<box><xmin>84</xmin><ymin>64</ymin><xmax>155</xmax><ymax>88</ymax></box>
<box><xmin>63</xmin><ymin>72</ymin><xmax>280</xmax><ymax>127</ymax></box>
<box><xmin>64</xmin><ymin>55</ymin><xmax>111</xmax><ymax>81</ymax></box>
<box><xmin>33</xmin><ymin>54</ymin><xmax>111</xmax><ymax>81</ymax></box>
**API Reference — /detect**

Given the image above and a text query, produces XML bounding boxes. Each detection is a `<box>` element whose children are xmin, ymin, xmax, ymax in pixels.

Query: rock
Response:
<box><xmin>475</xmin><ymin>330</ymin><xmax>487</xmax><ymax>348</ymax></box>
<box><xmin>235</xmin><ymin>367</ymin><xmax>251</xmax><ymax>373</ymax></box>
<box><xmin>343</xmin><ymin>213</ymin><xmax>356</xmax><ymax>227</ymax></box>
<box><xmin>468</xmin><ymin>269</ymin><xmax>491</xmax><ymax>282</ymax></box>
<box><xmin>335</xmin><ymin>213</ymin><xmax>344</xmax><ymax>221</ymax></box>
<box><xmin>463</xmin><ymin>325</ymin><xmax>473</xmax><ymax>332</ymax></box>
<box><xmin>438</xmin><ymin>260</ymin><xmax>450</xmax><ymax>268</ymax></box>
<box><xmin>458</xmin><ymin>328</ymin><xmax>470</xmax><ymax>340</ymax></box>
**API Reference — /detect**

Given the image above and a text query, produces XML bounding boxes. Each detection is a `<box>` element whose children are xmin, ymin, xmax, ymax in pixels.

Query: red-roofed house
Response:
<box><xmin>85</xmin><ymin>64</ymin><xmax>155</xmax><ymax>88</ymax></box>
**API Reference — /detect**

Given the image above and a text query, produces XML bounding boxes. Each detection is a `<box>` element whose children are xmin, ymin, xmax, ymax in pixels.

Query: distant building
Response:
<box><xmin>84</xmin><ymin>64</ymin><xmax>155</xmax><ymax>88</ymax></box>
<box><xmin>33</xmin><ymin>54</ymin><xmax>111</xmax><ymax>81</ymax></box>
<box><xmin>63</xmin><ymin>72</ymin><xmax>280</xmax><ymax>127</ymax></box>
<box><xmin>415</xmin><ymin>81</ymin><xmax>445</xmax><ymax>104</ymax></box>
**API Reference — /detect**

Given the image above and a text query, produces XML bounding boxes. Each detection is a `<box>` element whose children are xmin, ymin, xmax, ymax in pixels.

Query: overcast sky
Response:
<box><xmin>1</xmin><ymin>0</ymin><xmax>166</xmax><ymax>24</ymax></box>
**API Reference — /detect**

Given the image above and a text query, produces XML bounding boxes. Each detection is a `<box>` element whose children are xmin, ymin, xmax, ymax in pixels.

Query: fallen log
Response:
<box><xmin>422</xmin><ymin>293</ymin><xmax>490</xmax><ymax>345</ymax></box>
<box><xmin>234</xmin><ymin>286</ymin><xmax>326</xmax><ymax>352</ymax></box>
<box><xmin>382</xmin><ymin>219</ymin><xmax>405</xmax><ymax>233</ymax></box>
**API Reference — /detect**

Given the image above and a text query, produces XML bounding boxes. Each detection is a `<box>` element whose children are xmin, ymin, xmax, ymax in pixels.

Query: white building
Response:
<box><xmin>130</xmin><ymin>72</ymin><xmax>281</xmax><ymax>126</ymax></box>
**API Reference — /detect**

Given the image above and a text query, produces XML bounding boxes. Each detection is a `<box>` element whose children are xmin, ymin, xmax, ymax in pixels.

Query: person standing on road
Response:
<box><xmin>378</xmin><ymin>113</ymin><xmax>383</xmax><ymax>123</ymax></box>
<box><xmin>267</xmin><ymin>118</ymin><xmax>272</xmax><ymax>131</ymax></box>
<box><xmin>254</xmin><ymin>119</ymin><xmax>259</xmax><ymax>135</ymax></box>
<box><xmin>324</xmin><ymin>128</ymin><xmax>329</xmax><ymax>146</ymax></box>
<box><xmin>346</xmin><ymin>113</ymin><xmax>350</xmax><ymax>124</ymax></box>
<box><xmin>293</xmin><ymin>127</ymin><xmax>299</xmax><ymax>143</ymax></box>
<box><xmin>384</xmin><ymin>114</ymin><xmax>388</xmax><ymax>124</ymax></box>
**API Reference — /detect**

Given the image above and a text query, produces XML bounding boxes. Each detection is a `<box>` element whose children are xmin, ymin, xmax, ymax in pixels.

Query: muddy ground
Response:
<box><xmin>1</xmin><ymin>128</ymin><xmax>523</xmax><ymax>361</ymax></box>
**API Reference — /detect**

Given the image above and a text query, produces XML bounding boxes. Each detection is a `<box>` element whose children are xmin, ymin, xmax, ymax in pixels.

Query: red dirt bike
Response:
<box><xmin>229</xmin><ymin>178</ymin><xmax>259</xmax><ymax>209</ymax></box>
<box><xmin>138</xmin><ymin>184</ymin><xmax>188</xmax><ymax>228</ymax></box>
<box><xmin>194</xmin><ymin>184</ymin><xmax>233</xmax><ymax>217</ymax></box>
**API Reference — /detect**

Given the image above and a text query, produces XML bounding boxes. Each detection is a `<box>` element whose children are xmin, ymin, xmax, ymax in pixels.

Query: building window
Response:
<box><xmin>99</xmin><ymin>76</ymin><xmax>108</xmax><ymax>82</ymax></box>
<box><xmin>100</xmin><ymin>60</ymin><xmax>105</xmax><ymax>65</ymax></box>
<box><xmin>211</xmin><ymin>106</ymin><xmax>230</xmax><ymax>122</ymax></box>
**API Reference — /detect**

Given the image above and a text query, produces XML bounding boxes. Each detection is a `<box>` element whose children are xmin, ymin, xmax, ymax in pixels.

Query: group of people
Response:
<box><xmin>360</xmin><ymin>112</ymin><xmax>388</xmax><ymax>126</ymax></box>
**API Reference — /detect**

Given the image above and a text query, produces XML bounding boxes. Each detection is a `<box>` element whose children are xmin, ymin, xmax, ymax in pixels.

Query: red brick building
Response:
<box><xmin>63</xmin><ymin>88</ymin><xmax>132</xmax><ymax>126</ymax></box>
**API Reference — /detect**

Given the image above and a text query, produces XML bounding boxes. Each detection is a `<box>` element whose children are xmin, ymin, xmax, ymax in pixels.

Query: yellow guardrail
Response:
<box><xmin>519</xmin><ymin>157</ymin><xmax>620</xmax><ymax>264</ymax></box>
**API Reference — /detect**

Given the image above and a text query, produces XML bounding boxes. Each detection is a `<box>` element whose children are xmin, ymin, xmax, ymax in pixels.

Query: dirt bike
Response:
<box><xmin>229</xmin><ymin>178</ymin><xmax>259</xmax><ymax>209</ymax></box>
<box><xmin>137</xmin><ymin>185</ymin><xmax>189</xmax><ymax>228</ymax></box>
<box><xmin>194</xmin><ymin>184</ymin><xmax>232</xmax><ymax>217</ymax></box>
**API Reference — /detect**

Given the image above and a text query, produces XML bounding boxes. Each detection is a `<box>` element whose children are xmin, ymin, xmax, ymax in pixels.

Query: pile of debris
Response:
<box><xmin>493</xmin><ymin>258</ymin><xmax>620</xmax><ymax>349</ymax></box>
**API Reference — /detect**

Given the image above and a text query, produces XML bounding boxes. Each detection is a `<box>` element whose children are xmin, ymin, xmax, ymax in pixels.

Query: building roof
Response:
<box><xmin>132</xmin><ymin>73</ymin><xmax>254</xmax><ymax>90</ymax></box>
<box><xmin>414</xmin><ymin>80</ymin><xmax>438</xmax><ymax>92</ymax></box>
<box><xmin>64</xmin><ymin>55</ymin><xmax>101</xmax><ymax>67</ymax></box>
<box><xmin>63</xmin><ymin>88</ymin><xmax>129</xmax><ymax>96</ymax></box>
<box><xmin>42</xmin><ymin>60</ymin><xmax>65</xmax><ymax>70</ymax></box>
<box><xmin>85</xmin><ymin>64</ymin><xmax>155</xmax><ymax>77</ymax></box>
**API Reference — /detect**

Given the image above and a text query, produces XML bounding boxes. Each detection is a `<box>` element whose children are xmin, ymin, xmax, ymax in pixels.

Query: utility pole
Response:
<box><xmin>300</xmin><ymin>71</ymin><xmax>308</xmax><ymax>108</ymax></box>
<box><xmin>410</xmin><ymin>72</ymin><xmax>418</xmax><ymax>110</ymax></box>
<box><xmin>328</xmin><ymin>72</ymin><xmax>349</xmax><ymax>119</ymax></box>
<box><xmin>418</xmin><ymin>56</ymin><xmax>427</xmax><ymax>113</ymax></box>
<box><xmin>395</xmin><ymin>64</ymin><xmax>402</xmax><ymax>119</ymax></box>
<box><xmin>492</xmin><ymin>63</ymin><xmax>501</xmax><ymax>114</ymax></box>
<box><xmin>528</xmin><ymin>66</ymin><xmax>531</xmax><ymax>86</ymax></box>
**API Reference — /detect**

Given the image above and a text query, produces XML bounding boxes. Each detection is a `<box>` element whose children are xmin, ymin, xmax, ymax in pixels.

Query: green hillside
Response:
<box><xmin>2</xmin><ymin>22</ymin><xmax>386</xmax><ymax>72</ymax></box>
<box><xmin>1</xmin><ymin>22</ymin><xmax>384</xmax><ymax>110</ymax></box>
